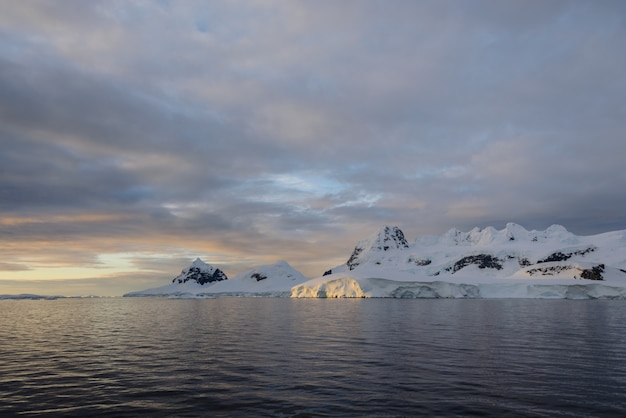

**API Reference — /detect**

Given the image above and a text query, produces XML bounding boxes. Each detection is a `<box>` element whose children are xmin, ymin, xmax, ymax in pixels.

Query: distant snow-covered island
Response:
<box><xmin>124</xmin><ymin>223</ymin><xmax>626</xmax><ymax>299</ymax></box>
<box><xmin>0</xmin><ymin>294</ymin><xmax>102</xmax><ymax>300</ymax></box>
<box><xmin>0</xmin><ymin>294</ymin><xmax>65</xmax><ymax>300</ymax></box>
<box><xmin>124</xmin><ymin>259</ymin><xmax>309</xmax><ymax>298</ymax></box>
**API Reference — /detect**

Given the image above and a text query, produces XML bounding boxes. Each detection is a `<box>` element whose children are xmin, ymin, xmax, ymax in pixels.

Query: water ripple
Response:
<box><xmin>1</xmin><ymin>298</ymin><xmax>625</xmax><ymax>416</ymax></box>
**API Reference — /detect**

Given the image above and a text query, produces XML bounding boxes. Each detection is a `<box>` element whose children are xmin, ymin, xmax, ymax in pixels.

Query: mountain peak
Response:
<box><xmin>346</xmin><ymin>225</ymin><xmax>408</xmax><ymax>270</ymax></box>
<box><xmin>172</xmin><ymin>258</ymin><xmax>228</xmax><ymax>285</ymax></box>
<box><xmin>504</xmin><ymin>222</ymin><xmax>528</xmax><ymax>239</ymax></box>
<box><xmin>367</xmin><ymin>225</ymin><xmax>409</xmax><ymax>251</ymax></box>
<box><xmin>191</xmin><ymin>257</ymin><xmax>209</xmax><ymax>268</ymax></box>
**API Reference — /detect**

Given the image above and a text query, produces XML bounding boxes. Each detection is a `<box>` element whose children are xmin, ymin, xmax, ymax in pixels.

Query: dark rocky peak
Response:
<box><xmin>360</xmin><ymin>226</ymin><xmax>409</xmax><ymax>252</ymax></box>
<box><xmin>377</xmin><ymin>226</ymin><xmax>409</xmax><ymax>251</ymax></box>
<box><xmin>172</xmin><ymin>258</ymin><xmax>228</xmax><ymax>285</ymax></box>
<box><xmin>346</xmin><ymin>226</ymin><xmax>409</xmax><ymax>270</ymax></box>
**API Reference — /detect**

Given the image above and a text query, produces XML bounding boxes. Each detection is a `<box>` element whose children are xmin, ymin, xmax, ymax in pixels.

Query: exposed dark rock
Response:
<box><xmin>174</xmin><ymin>267</ymin><xmax>227</xmax><ymax>285</ymax></box>
<box><xmin>346</xmin><ymin>226</ymin><xmax>409</xmax><ymax>270</ymax></box>
<box><xmin>538</xmin><ymin>251</ymin><xmax>571</xmax><ymax>263</ymax></box>
<box><xmin>537</xmin><ymin>247</ymin><xmax>596</xmax><ymax>264</ymax></box>
<box><xmin>377</xmin><ymin>226</ymin><xmax>409</xmax><ymax>250</ymax></box>
<box><xmin>527</xmin><ymin>264</ymin><xmax>604</xmax><ymax>280</ymax></box>
<box><xmin>251</xmin><ymin>272</ymin><xmax>267</xmax><ymax>282</ymax></box>
<box><xmin>527</xmin><ymin>265</ymin><xmax>573</xmax><ymax>276</ymax></box>
<box><xmin>450</xmin><ymin>254</ymin><xmax>503</xmax><ymax>273</ymax></box>
<box><xmin>578</xmin><ymin>247</ymin><xmax>596</xmax><ymax>256</ymax></box>
<box><xmin>347</xmin><ymin>246</ymin><xmax>363</xmax><ymax>270</ymax></box>
<box><xmin>408</xmin><ymin>256</ymin><xmax>432</xmax><ymax>266</ymax></box>
<box><xmin>323</xmin><ymin>269</ymin><xmax>333</xmax><ymax>276</ymax></box>
<box><xmin>581</xmin><ymin>264</ymin><xmax>604</xmax><ymax>281</ymax></box>
<box><xmin>518</xmin><ymin>257</ymin><xmax>532</xmax><ymax>267</ymax></box>
<box><xmin>621</xmin><ymin>269</ymin><xmax>626</xmax><ymax>274</ymax></box>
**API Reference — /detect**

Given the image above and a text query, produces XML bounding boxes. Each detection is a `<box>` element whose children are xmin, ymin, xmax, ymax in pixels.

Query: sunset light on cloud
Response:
<box><xmin>1</xmin><ymin>1</ymin><xmax>625</xmax><ymax>296</ymax></box>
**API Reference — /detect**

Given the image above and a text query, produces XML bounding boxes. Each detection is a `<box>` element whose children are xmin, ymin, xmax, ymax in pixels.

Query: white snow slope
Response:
<box><xmin>292</xmin><ymin>224</ymin><xmax>626</xmax><ymax>299</ymax></box>
<box><xmin>124</xmin><ymin>223</ymin><xmax>626</xmax><ymax>299</ymax></box>
<box><xmin>125</xmin><ymin>260</ymin><xmax>309</xmax><ymax>298</ymax></box>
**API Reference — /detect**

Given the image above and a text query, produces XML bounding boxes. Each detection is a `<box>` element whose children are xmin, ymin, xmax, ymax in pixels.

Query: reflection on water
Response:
<box><xmin>1</xmin><ymin>298</ymin><xmax>625</xmax><ymax>416</ymax></box>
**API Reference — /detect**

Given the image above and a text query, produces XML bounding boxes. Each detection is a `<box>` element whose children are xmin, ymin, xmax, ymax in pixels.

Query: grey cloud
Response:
<box><xmin>0</xmin><ymin>262</ymin><xmax>31</xmax><ymax>271</ymax></box>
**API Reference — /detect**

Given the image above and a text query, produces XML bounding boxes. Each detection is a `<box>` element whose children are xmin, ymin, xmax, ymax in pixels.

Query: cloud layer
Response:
<box><xmin>2</xmin><ymin>1</ymin><xmax>625</xmax><ymax>295</ymax></box>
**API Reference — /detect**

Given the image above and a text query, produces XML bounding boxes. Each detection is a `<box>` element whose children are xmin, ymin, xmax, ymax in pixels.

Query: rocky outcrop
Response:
<box><xmin>251</xmin><ymin>272</ymin><xmax>267</xmax><ymax>282</ymax></box>
<box><xmin>449</xmin><ymin>254</ymin><xmax>503</xmax><ymax>273</ymax></box>
<box><xmin>581</xmin><ymin>264</ymin><xmax>604</xmax><ymax>281</ymax></box>
<box><xmin>526</xmin><ymin>263</ymin><xmax>605</xmax><ymax>281</ymax></box>
<box><xmin>537</xmin><ymin>247</ymin><xmax>596</xmax><ymax>264</ymax></box>
<box><xmin>408</xmin><ymin>256</ymin><xmax>431</xmax><ymax>266</ymax></box>
<box><xmin>172</xmin><ymin>258</ymin><xmax>228</xmax><ymax>285</ymax></box>
<box><xmin>346</xmin><ymin>246</ymin><xmax>364</xmax><ymax>270</ymax></box>
<box><xmin>374</xmin><ymin>226</ymin><xmax>409</xmax><ymax>251</ymax></box>
<box><xmin>347</xmin><ymin>226</ymin><xmax>409</xmax><ymax>270</ymax></box>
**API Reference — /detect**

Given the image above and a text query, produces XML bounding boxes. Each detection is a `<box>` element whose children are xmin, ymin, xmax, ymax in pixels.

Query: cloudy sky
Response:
<box><xmin>1</xmin><ymin>1</ymin><xmax>625</xmax><ymax>296</ymax></box>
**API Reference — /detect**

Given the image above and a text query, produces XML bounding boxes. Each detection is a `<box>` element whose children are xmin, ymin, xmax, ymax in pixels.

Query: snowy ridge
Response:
<box><xmin>197</xmin><ymin>260</ymin><xmax>309</xmax><ymax>297</ymax></box>
<box><xmin>293</xmin><ymin>223</ymin><xmax>626</xmax><ymax>299</ymax></box>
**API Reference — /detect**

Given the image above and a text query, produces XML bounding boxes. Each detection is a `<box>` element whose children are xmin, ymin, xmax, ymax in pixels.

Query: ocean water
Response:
<box><xmin>1</xmin><ymin>298</ymin><xmax>626</xmax><ymax>417</ymax></box>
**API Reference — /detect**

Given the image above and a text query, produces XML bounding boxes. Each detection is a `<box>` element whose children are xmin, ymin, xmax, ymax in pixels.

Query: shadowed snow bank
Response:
<box><xmin>291</xmin><ymin>276</ymin><xmax>626</xmax><ymax>299</ymax></box>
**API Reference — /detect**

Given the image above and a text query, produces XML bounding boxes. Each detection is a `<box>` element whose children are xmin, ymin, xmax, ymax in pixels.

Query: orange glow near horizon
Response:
<box><xmin>0</xmin><ymin>213</ymin><xmax>137</xmax><ymax>225</ymax></box>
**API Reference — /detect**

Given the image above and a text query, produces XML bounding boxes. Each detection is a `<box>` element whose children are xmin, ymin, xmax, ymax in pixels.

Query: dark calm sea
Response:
<box><xmin>1</xmin><ymin>298</ymin><xmax>625</xmax><ymax>417</ymax></box>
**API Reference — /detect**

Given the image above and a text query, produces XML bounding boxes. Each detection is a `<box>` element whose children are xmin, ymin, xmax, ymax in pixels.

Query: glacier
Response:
<box><xmin>124</xmin><ymin>223</ymin><xmax>626</xmax><ymax>299</ymax></box>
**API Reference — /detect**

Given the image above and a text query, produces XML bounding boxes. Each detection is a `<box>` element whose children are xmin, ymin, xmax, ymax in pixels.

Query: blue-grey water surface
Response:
<box><xmin>1</xmin><ymin>298</ymin><xmax>625</xmax><ymax>417</ymax></box>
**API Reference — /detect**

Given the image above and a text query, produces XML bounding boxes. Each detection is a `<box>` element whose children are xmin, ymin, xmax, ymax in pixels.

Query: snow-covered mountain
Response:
<box><xmin>201</xmin><ymin>260</ymin><xmax>309</xmax><ymax>296</ymax></box>
<box><xmin>293</xmin><ymin>223</ymin><xmax>626</xmax><ymax>299</ymax></box>
<box><xmin>124</xmin><ymin>259</ymin><xmax>308</xmax><ymax>298</ymax></box>
<box><xmin>343</xmin><ymin>226</ymin><xmax>409</xmax><ymax>271</ymax></box>
<box><xmin>171</xmin><ymin>257</ymin><xmax>228</xmax><ymax>285</ymax></box>
<box><xmin>124</xmin><ymin>223</ymin><xmax>626</xmax><ymax>299</ymax></box>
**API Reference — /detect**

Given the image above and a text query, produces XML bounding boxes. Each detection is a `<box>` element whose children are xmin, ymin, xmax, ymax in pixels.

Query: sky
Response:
<box><xmin>1</xmin><ymin>0</ymin><xmax>625</xmax><ymax>296</ymax></box>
